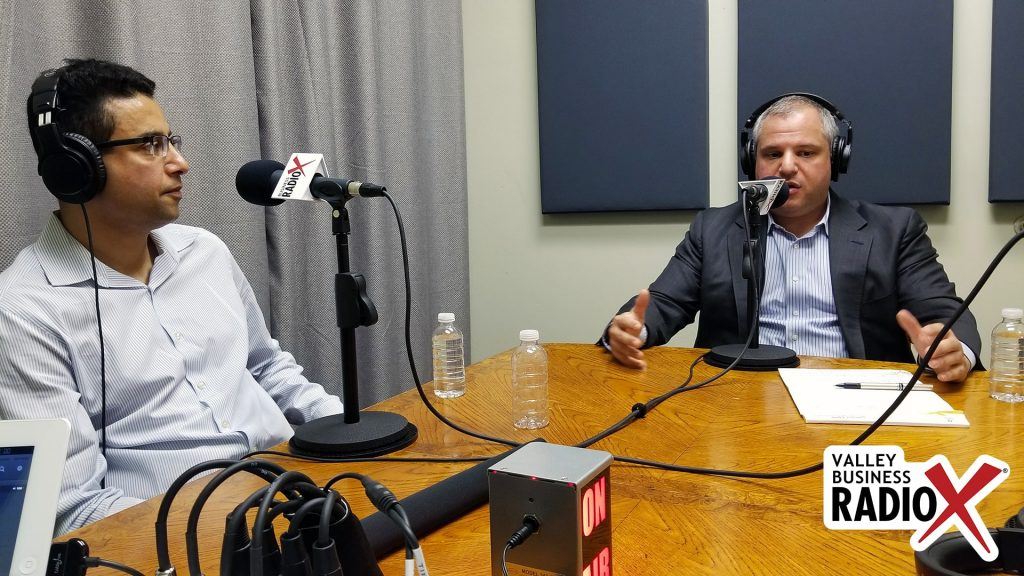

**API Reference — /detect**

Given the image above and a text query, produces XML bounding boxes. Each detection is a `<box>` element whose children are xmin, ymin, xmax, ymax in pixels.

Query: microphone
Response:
<box><xmin>739</xmin><ymin>177</ymin><xmax>790</xmax><ymax>213</ymax></box>
<box><xmin>235</xmin><ymin>159</ymin><xmax>386</xmax><ymax>206</ymax></box>
<box><xmin>235</xmin><ymin>157</ymin><xmax>418</xmax><ymax>461</ymax></box>
<box><xmin>706</xmin><ymin>176</ymin><xmax>799</xmax><ymax>370</ymax></box>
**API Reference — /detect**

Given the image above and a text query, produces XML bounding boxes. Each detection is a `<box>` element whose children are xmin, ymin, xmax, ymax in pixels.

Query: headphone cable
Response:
<box><xmin>80</xmin><ymin>204</ymin><xmax>107</xmax><ymax>489</ymax></box>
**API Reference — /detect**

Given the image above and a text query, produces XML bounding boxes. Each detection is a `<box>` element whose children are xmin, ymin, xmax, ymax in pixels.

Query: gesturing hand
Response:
<box><xmin>608</xmin><ymin>289</ymin><xmax>650</xmax><ymax>369</ymax></box>
<box><xmin>896</xmin><ymin>309</ymin><xmax>970</xmax><ymax>383</ymax></box>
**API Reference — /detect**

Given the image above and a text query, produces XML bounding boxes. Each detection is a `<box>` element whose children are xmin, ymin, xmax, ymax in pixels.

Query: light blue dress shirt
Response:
<box><xmin>759</xmin><ymin>201</ymin><xmax>849</xmax><ymax>356</ymax></box>
<box><xmin>0</xmin><ymin>215</ymin><xmax>343</xmax><ymax>534</ymax></box>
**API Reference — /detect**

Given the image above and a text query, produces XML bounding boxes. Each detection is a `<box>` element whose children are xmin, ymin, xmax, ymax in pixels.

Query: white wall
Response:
<box><xmin>462</xmin><ymin>0</ymin><xmax>1024</xmax><ymax>364</ymax></box>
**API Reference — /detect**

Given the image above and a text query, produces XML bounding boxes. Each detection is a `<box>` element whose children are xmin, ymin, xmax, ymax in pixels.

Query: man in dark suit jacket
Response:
<box><xmin>605</xmin><ymin>95</ymin><xmax>980</xmax><ymax>383</ymax></box>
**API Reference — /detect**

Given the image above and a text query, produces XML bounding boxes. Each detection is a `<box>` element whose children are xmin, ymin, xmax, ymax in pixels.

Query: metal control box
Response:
<box><xmin>489</xmin><ymin>443</ymin><xmax>613</xmax><ymax>576</ymax></box>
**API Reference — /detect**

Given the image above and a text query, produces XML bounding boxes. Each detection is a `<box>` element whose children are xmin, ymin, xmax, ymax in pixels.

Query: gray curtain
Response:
<box><xmin>0</xmin><ymin>0</ymin><xmax>469</xmax><ymax>406</ymax></box>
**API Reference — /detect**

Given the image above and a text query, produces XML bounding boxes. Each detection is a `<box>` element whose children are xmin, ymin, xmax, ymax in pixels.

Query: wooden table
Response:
<box><xmin>66</xmin><ymin>344</ymin><xmax>1024</xmax><ymax>575</ymax></box>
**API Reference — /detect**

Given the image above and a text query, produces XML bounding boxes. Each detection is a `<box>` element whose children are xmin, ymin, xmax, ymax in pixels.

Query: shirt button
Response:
<box><xmin>197</xmin><ymin>381</ymin><xmax>207</xmax><ymax>391</ymax></box>
<box><xmin>221</xmin><ymin>420</ymin><xmax>231</xmax><ymax>429</ymax></box>
<box><xmin>793</xmin><ymin>310</ymin><xmax>800</xmax><ymax>317</ymax></box>
<box><xmin>174</xmin><ymin>332</ymin><xmax>184</xmax><ymax>341</ymax></box>
<box><xmin>790</xmin><ymin>334</ymin><xmax>798</xmax><ymax>341</ymax></box>
<box><xmin>792</xmin><ymin>276</ymin><xmax>799</xmax><ymax>283</ymax></box>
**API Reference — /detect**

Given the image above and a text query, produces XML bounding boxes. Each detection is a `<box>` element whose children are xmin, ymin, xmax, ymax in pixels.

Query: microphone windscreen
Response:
<box><xmin>361</xmin><ymin>443</ymin><xmax>534</xmax><ymax>558</ymax></box>
<box><xmin>236</xmin><ymin>160</ymin><xmax>286</xmax><ymax>206</ymax></box>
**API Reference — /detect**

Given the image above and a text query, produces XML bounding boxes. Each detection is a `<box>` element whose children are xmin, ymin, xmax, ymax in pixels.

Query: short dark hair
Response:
<box><xmin>50</xmin><ymin>58</ymin><xmax>156</xmax><ymax>143</ymax></box>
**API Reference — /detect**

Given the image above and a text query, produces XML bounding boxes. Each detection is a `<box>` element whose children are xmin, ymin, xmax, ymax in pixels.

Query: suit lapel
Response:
<box><xmin>827</xmin><ymin>193</ymin><xmax>871</xmax><ymax>359</ymax></box>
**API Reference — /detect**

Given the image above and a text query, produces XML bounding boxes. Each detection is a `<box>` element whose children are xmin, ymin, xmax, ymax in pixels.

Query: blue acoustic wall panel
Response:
<box><xmin>739</xmin><ymin>0</ymin><xmax>953</xmax><ymax>205</ymax></box>
<box><xmin>990</xmin><ymin>0</ymin><xmax>1024</xmax><ymax>202</ymax></box>
<box><xmin>536</xmin><ymin>0</ymin><xmax>709</xmax><ymax>213</ymax></box>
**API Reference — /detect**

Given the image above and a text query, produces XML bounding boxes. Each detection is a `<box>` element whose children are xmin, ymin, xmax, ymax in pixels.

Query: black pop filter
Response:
<box><xmin>236</xmin><ymin>160</ymin><xmax>286</xmax><ymax>206</ymax></box>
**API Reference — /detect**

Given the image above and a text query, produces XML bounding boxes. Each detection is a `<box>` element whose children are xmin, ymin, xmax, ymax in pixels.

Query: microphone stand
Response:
<box><xmin>705</xmin><ymin>193</ymin><xmax>799</xmax><ymax>370</ymax></box>
<box><xmin>289</xmin><ymin>194</ymin><xmax>418</xmax><ymax>457</ymax></box>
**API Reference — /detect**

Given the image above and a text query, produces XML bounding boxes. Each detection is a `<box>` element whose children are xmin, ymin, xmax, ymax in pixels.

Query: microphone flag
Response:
<box><xmin>738</xmin><ymin>178</ymin><xmax>787</xmax><ymax>216</ymax></box>
<box><xmin>272</xmin><ymin>153</ymin><xmax>326</xmax><ymax>202</ymax></box>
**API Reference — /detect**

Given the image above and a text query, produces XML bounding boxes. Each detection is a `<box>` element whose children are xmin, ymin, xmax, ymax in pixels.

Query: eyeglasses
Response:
<box><xmin>95</xmin><ymin>134</ymin><xmax>183</xmax><ymax>158</ymax></box>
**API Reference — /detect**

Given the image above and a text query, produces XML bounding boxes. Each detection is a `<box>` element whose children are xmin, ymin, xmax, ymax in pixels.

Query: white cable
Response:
<box><xmin>412</xmin><ymin>547</ymin><xmax>430</xmax><ymax>576</ymax></box>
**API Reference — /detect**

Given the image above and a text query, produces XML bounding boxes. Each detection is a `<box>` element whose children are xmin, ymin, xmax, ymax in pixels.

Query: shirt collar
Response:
<box><xmin>35</xmin><ymin>213</ymin><xmax>186</xmax><ymax>288</ymax></box>
<box><xmin>768</xmin><ymin>195</ymin><xmax>832</xmax><ymax>239</ymax></box>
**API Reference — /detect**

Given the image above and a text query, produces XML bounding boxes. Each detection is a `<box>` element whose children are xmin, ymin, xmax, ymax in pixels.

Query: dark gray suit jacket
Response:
<box><xmin>615</xmin><ymin>192</ymin><xmax>982</xmax><ymax>364</ymax></box>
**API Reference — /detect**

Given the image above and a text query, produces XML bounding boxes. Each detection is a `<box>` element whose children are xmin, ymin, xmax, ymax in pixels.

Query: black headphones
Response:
<box><xmin>914</xmin><ymin>506</ymin><xmax>1024</xmax><ymax>575</ymax></box>
<box><xmin>26</xmin><ymin>68</ymin><xmax>107</xmax><ymax>204</ymax></box>
<box><xmin>739</xmin><ymin>92</ymin><xmax>853</xmax><ymax>182</ymax></box>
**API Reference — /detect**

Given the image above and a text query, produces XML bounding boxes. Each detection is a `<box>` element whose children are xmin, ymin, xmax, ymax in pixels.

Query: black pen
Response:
<box><xmin>835</xmin><ymin>382</ymin><xmax>933</xmax><ymax>391</ymax></box>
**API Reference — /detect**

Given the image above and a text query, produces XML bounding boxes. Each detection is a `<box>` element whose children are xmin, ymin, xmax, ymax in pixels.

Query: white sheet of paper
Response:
<box><xmin>778</xmin><ymin>368</ymin><xmax>968</xmax><ymax>427</ymax></box>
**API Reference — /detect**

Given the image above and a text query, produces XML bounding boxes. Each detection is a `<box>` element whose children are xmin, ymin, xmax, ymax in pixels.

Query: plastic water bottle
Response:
<box><xmin>432</xmin><ymin>313</ymin><xmax>465</xmax><ymax>398</ymax></box>
<box><xmin>512</xmin><ymin>329</ymin><xmax>549</xmax><ymax>429</ymax></box>
<box><xmin>990</xmin><ymin>308</ymin><xmax>1024</xmax><ymax>403</ymax></box>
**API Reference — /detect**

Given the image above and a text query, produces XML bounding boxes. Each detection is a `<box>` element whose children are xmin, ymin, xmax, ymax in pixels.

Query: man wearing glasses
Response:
<box><xmin>0</xmin><ymin>59</ymin><xmax>343</xmax><ymax>533</ymax></box>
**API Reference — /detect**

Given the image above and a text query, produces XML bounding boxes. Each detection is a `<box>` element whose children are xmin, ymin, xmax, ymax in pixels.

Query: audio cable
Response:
<box><xmin>326</xmin><ymin>471</ymin><xmax>428</xmax><ymax>576</ymax></box>
<box><xmin>382</xmin><ymin>190</ymin><xmax>520</xmax><ymax>449</ymax></box>
<box><xmin>48</xmin><ymin>539</ymin><xmax>144</xmax><ymax>576</ymax></box>
<box><xmin>500</xmin><ymin>515</ymin><xmax>541</xmax><ymax>576</ymax></box>
<box><xmin>222</xmin><ymin>491</ymin><xmax>296</xmax><ymax>576</ymax></box>
<box><xmin>155</xmin><ymin>458</ymin><xmax>288</xmax><ymax>576</ymax></box>
<box><xmin>383</xmin><ymin>185</ymin><xmax>767</xmax><ymax>457</ymax></box>
<box><xmin>249</xmin><ymin>470</ymin><xmax>319</xmax><ymax>576</ymax></box>
<box><xmin>384</xmin><ymin>188</ymin><xmax>730</xmax><ymax>455</ymax></box>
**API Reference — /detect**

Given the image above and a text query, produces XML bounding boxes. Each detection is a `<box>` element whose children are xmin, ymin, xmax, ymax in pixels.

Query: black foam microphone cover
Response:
<box><xmin>236</xmin><ymin>159</ymin><xmax>287</xmax><ymax>206</ymax></box>
<box><xmin>361</xmin><ymin>443</ymin><xmax>534</xmax><ymax>558</ymax></box>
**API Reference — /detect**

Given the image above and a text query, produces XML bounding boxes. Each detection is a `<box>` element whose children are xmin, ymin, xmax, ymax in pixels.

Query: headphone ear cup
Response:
<box><xmin>740</xmin><ymin>131</ymin><xmax>756</xmax><ymax>179</ymax></box>
<box><xmin>839</xmin><ymin>136</ymin><xmax>852</xmax><ymax>176</ymax></box>
<box><xmin>830</xmin><ymin>137</ymin><xmax>841</xmax><ymax>182</ymax></box>
<box><xmin>830</xmin><ymin>135</ymin><xmax>850</xmax><ymax>182</ymax></box>
<box><xmin>39</xmin><ymin>132</ymin><xmax>106</xmax><ymax>204</ymax></box>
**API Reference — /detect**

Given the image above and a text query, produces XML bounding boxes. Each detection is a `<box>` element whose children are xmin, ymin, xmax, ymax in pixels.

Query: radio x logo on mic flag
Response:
<box><xmin>824</xmin><ymin>445</ymin><xmax>1009</xmax><ymax>561</ymax></box>
<box><xmin>272</xmin><ymin>153</ymin><xmax>325</xmax><ymax>202</ymax></box>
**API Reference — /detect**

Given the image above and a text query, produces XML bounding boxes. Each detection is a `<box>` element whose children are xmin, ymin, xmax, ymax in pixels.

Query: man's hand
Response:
<box><xmin>896</xmin><ymin>309</ymin><xmax>971</xmax><ymax>383</ymax></box>
<box><xmin>608</xmin><ymin>289</ymin><xmax>650</xmax><ymax>369</ymax></box>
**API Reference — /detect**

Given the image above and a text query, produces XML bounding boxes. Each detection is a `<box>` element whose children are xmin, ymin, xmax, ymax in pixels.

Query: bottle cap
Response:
<box><xmin>1002</xmin><ymin>308</ymin><xmax>1023</xmax><ymax>320</ymax></box>
<box><xmin>438</xmin><ymin>312</ymin><xmax>455</xmax><ymax>323</ymax></box>
<box><xmin>519</xmin><ymin>329</ymin><xmax>540</xmax><ymax>342</ymax></box>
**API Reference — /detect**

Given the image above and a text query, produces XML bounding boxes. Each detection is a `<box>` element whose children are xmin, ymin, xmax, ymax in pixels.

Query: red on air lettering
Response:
<box><xmin>581</xmin><ymin>547</ymin><xmax>611</xmax><ymax>576</ymax></box>
<box><xmin>582</xmin><ymin>476</ymin><xmax>608</xmax><ymax>537</ymax></box>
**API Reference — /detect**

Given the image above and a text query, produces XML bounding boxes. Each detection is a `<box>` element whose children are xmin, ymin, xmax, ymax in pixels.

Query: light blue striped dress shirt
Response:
<box><xmin>0</xmin><ymin>215</ymin><xmax>343</xmax><ymax>534</ymax></box>
<box><xmin>759</xmin><ymin>201</ymin><xmax>849</xmax><ymax>356</ymax></box>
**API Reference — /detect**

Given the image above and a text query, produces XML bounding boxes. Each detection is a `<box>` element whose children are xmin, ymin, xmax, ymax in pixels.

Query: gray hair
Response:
<box><xmin>750</xmin><ymin>95</ymin><xmax>838</xmax><ymax>151</ymax></box>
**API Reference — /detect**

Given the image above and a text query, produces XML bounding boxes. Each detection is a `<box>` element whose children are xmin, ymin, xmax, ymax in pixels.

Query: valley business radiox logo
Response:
<box><xmin>824</xmin><ymin>446</ymin><xmax>1010</xmax><ymax>561</ymax></box>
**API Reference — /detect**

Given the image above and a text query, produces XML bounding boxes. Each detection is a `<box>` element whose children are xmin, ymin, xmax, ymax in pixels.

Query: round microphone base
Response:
<box><xmin>705</xmin><ymin>344</ymin><xmax>800</xmax><ymax>371</ymax></box>
<box><xmin>289</xmin><ymin>411</ymin><xmax>418</xmax><ymax>458</ymax></box>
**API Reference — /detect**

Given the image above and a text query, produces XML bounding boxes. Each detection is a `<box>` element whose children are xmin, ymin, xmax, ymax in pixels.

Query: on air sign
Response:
<box><xmin>824</xmin><ymin>445</ymin><xmax>1010</xmax><ymax>561</ymax></box>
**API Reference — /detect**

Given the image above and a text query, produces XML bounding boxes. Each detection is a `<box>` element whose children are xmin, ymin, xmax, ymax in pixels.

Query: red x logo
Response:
<box><xmin>290</xmin><ymin>155</ymin><xmax>317</xmax><ymax>175</ymax></box>
<box><xmin>915</xmin><ymin>460</ymin><xmax>1004</xmax><ymax>554</ymax></box>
